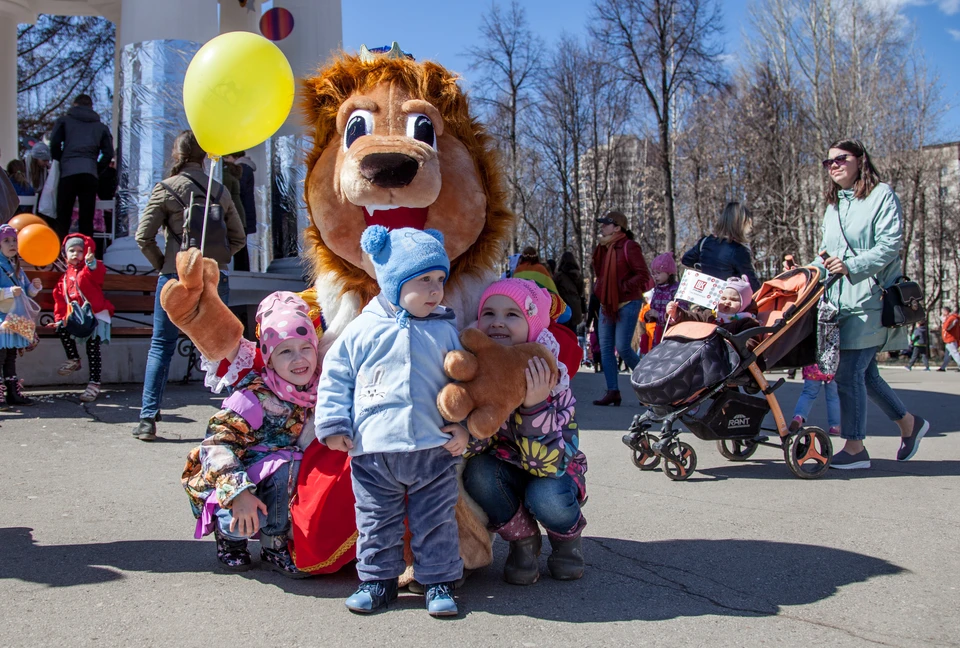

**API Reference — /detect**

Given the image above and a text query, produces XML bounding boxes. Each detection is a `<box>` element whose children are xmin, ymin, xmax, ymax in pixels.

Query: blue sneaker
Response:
<box><xmin>424</xmin><ymin>582</ymin><xmax>458</xmax><ymax>617</ymax></box>
<box><xmin>897</xmin><ymin>416</ymin><xmax>929</xmax><ymax>461</ymax></box>
<box><xmin>829</xmin><ymin>448</ymin><xmax>871</xmax><ymax>470</ymax></box>
<box><xmin>345</xmin><ymin>578</ymin><xmax>398</xmax><ymax>614</ymax></box>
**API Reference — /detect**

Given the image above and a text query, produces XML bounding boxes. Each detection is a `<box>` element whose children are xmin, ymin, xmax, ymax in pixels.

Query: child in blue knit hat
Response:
<box><xmin>315</xmin><ymin>225</ymin><xmax>467</xmax><ymax>617</ymax></box>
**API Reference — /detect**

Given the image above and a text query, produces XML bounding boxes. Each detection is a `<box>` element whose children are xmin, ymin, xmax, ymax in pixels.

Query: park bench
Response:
<box><xmin>24</xmin><ymin>269</ymin><xmax>200</xmax><ymax>382</ymax></box>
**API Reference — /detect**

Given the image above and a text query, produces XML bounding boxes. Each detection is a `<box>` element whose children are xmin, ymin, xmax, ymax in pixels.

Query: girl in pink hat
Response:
<box><xmin>665</xmin><ymin>275</ymin><xmax>760</xmax><ymax>337</ymax></box>
<box><xmin>643</xmin><ymin>252</ymin><xmax>680</xmax><ymax>348</ymax></box>
<box><xmin>182</xmin><ymin>290</ymin><xmax>321</xmax><ymax>578</ymax></box>
<box><xmin>463</xmin><ymin>278</ymin><xmax>588</xmax><ymax>586</ymax></box>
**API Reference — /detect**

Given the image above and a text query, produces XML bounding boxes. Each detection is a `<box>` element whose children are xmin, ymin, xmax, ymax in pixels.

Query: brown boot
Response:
<box><xmin>592</xmin><ymin>390</ymin><xmax>622</xmax><ymax>407</ymax></box>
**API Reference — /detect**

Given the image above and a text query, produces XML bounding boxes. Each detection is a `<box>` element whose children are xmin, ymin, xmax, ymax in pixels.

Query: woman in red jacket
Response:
<box><xmin>590</xmin><ymin>211</ymin><xmax>651</xmax><ymax>406</ymax></box>
<box><xmin>53</xmin><ymin>233</ymin><xmax>115</xmax><ymax>402</ymax></box>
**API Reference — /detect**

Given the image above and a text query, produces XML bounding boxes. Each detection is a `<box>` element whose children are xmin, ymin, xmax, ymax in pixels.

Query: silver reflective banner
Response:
<box><xmin>115</xmin><ymin>39</ymin><xmax>200</xmax><ymax>238</ymax></box>
<box><xmin>267</xmin><ymin>133</ymin><xmax>310</xmax><ymax>259</ymax></box>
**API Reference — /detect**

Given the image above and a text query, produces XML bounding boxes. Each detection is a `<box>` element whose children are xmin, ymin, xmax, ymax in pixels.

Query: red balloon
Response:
<box><xmin>260</xmin><ymin>7</ymin><xmax>295</xmax><ymax>41</ymax></box>
<box><xmin>18</xmin><ymin>223</ymin><xmax>61</xmax><ymax>267</ymax></box>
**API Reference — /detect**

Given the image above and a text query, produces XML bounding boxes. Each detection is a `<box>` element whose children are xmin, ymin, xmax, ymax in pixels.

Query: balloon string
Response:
<box><xmin>201</xmin><ymin>155</ymin><xmax>219</xmax><ymax>256</ymax></box>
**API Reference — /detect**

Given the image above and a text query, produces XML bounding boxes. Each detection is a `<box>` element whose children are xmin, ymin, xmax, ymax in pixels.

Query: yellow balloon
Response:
<box><xmin>183</xmin><ymin>31</ymin><xmax>295</xmax><ymax>156</ymax></box>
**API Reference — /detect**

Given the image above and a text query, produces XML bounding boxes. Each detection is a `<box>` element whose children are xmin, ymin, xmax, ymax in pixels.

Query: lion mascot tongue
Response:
<box><xmin>162</xmin><ymin>42</ymin><xmax>519</xmax><ymax>582</ymax></box>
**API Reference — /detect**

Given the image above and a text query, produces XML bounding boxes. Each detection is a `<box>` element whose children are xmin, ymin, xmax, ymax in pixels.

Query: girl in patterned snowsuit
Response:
<box><xmin>182</xmin><ymin>291</ymin><xmax>320</xmax><ymax>577</ymax></box>
<box><xmin>463</xmin><ymin>278</ymin><xmax>588</xmax><ymax>586</ymax></box>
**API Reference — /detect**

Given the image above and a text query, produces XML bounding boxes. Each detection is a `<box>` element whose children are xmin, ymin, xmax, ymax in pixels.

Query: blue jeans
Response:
<box><xmin>140</xmin><ymin>271</ymin><xmax>229</xmax><ymax>420</ymax></box>
<box><xmin>216</xmin><ymin>461</ymin><xmax>295</xmax><ymax>541</ymax></box>
<box><xmin>463</xmin><ymin>452</ymin><xmax>581</xmax><ymax>535</ymax></box>
<box><xmin>598</xmin><ymin>299</ymin><xmax>643</xmax><ymax>390</ymax></box>
<box><xmin>834</xmin><ymin>347</ymin><xmax>907</xmax><ymax>441</ymax></box>
<box><xmin>793</xmin><ymin>379</ymin><xmax>841</xmax><ymax>429</ymax></box>
<box><xmin>351</xmin><ymin>447</ymin><xmax>463</xmax><ymax>585</ymax></box>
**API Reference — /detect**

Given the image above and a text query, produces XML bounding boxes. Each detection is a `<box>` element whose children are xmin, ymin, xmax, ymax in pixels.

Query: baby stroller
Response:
<box><xmin>621</xmin><ymin>267</ymin><xmax>840</xmax><ymax>481</ymax></box>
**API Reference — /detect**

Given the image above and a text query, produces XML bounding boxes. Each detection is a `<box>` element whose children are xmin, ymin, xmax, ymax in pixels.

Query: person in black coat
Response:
<box><xmin>681</xmin><ymin>202</ymin><xmax>761</xmax><ymax>291</ymax></box>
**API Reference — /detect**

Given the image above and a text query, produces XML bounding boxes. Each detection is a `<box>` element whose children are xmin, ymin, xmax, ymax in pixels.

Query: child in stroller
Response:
<box><xmin>622</xmin><ymin>267</ymin><xmax>838</xmax><ymax>481</ymax></box>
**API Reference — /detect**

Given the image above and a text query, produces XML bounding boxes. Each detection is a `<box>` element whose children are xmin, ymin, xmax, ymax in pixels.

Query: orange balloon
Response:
<box><xmin>8</xmin><ymin>213</ymin><xmax>46</xmax><ymax>231</ymax></box>
<box><xmin>18</xmin><ymin>223</ymin><xmax>61</xmax><ymax>267</ymax></box>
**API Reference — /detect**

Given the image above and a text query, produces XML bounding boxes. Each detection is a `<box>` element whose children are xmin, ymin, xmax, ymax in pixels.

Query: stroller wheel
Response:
<box><xmin>630</xmin><ymin>433</ymin><xmax>661</xmax><ymax>471</ymax></box>
<box><xmin>783</xmin><ymin>427</ymin><xmax>833</xmax><ymax>479</ymax></box>
<box><xmin>663</xmin><ymin>442</ymin><xmax>697</xmax><ymax>481</ymax></box>
<box><xmin>716</xmin><ymin>438</ymin><xmax>759</xmax><ymax>461</ymax></box>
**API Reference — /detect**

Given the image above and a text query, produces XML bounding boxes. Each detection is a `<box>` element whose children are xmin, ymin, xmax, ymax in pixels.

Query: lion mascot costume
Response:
<box><xmin>163</xmin><ymin>42</ymin><xmax>517</xmax><ymax>581</ymax></box>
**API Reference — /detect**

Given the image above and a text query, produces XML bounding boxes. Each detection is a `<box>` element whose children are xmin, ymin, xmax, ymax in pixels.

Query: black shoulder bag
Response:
<box><xmin>835</xmin><ymin>209</ymin><xmax>924</xmax><ymax>329</ymax></box>
<box><xmin>158</xmin><ymin>175</ymin><xmax>231</xmax><ymax>264</ymax></box>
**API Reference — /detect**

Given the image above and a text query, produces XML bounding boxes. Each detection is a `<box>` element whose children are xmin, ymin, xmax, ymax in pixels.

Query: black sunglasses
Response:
<box><xmin>822</xmin><ymin>153</ymin><xmax>854</xmax><ymax>169</ymax></box>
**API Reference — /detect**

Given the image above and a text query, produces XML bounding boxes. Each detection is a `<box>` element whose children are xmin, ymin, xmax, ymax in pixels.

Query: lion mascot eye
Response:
<box><xmin>344</xmin><ymin>109</ymin><xmax>374</xmax><ymax>150</ymax></box>
<box><xmin>406</xmin><ymin>113</ymin><xmax>436</xmax><ymax>149</ymax></box>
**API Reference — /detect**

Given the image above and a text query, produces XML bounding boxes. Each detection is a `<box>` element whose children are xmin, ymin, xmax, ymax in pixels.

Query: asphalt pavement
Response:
<box><xmin>1</xmin><ymin>366</ymin><xmax>957</xmax><ymax>647</ymax></box>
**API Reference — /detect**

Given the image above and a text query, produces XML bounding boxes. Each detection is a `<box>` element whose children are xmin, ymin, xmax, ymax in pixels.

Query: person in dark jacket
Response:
<box><xmin>681</xmin><ymin>202</ymin><xmax>761</xmax><ymax>291</ymax></box>
<box><xmin>590</xmin><ymin>210</ymin><xmax>652</xmax><ymax>406</ymax></box>
<box><xmin>49</xmin><ymin>94</ymin><xmax>114</xmax><ymax>242</ymax></box>
<box><xmin>554</xmin><ymin>251</ymin><xmax>584</xmax><ymax>333</ymax></box>
<box><xmin>905</xmin><ymin>323</ymin><xmax>930</xmax><ymax>371</ymax></box>
<box><xmin>224</xmin><ymin>151</ymin><xmax>257</xmax><ymax>271</ymax></box>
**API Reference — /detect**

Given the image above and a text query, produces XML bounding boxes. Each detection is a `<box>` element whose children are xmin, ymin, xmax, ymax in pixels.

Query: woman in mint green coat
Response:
<box><xmin>812</xmin><ymin>139</ymin><xmax>928</xmax><ymax>470</ymax></box>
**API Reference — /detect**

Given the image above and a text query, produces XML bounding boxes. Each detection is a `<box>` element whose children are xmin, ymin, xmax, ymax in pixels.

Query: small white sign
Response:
<box><xmin>675</xmin><ymin>269</ymin><xmax>724</xmax><ymax>310</ymax></box>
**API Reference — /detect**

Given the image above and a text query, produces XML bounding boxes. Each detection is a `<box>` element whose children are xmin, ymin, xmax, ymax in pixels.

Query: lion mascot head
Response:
<box><xmin>299</xmin><ymin>43</ymin><xmax>514</xmax><ymax>348</ymax></box>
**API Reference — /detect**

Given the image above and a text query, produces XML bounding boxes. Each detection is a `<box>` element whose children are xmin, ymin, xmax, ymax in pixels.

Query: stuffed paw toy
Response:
<box><xmin>159</xmin><ymin>249</ymin><xmax>244</xmax><ymax>361</ymax></box>
<box><xmin>438</xmin><ymin>327</ymin><xmax>558</xmax><ymax>439</ymax></box>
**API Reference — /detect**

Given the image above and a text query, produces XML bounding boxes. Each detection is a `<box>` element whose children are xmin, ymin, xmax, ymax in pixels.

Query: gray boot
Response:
<box><xmin>495</xmin><ymin>506</ymin><xmax>541</xmax><ymax>586</ymax></box>
<box><xmin>547</xmin><ymin>516</ymin><xmax>586</xmax><ymax>581</ymax></box>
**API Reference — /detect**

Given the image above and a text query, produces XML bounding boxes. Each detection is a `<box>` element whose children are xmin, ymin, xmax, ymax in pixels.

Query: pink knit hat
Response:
<box><xmin>724</xmin><ymin>275</ymin><xmax>754</xmax><ymax>313</ymax></box>
<box><xmin>479</xmin><ymin>278</ymin><xmax>552</xmax><ymax>342</ymax></box>
<box><xmin>0</xmin><ymin>224</ymin><xmax>17</xmax><ymax>242</ymax></box>
<box><xmin>256</xmin><ymin>291</ymin><xmax>320</xmax><ymax>407</ymax></box>
<box><xmin>650</xmin><ymin>252</ymin><xmax>677</xmax><ymax>276</ymax></box>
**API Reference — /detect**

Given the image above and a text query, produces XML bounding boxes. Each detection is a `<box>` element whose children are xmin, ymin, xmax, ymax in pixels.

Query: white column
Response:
<box><xmin>219</xmin><ymin>0</ymin><xmax>260</xmax><ymax>34</ymax></box>
<box><xmin>120</xmin><ymin>0</ymin><xmax>217</xmax><ymax>47</ymax></box>
<box><xmin>274</xmin><ymin>0</ymin><xmax>342</xmax><ymax>137</ymax></box>
<box><xmin>0</xmin><ymin>13</ymin><xmax>18</xmax><ymax>161</ymax></box>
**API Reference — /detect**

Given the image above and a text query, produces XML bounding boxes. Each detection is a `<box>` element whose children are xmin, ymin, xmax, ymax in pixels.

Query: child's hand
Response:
<box><xmin>523</xmin><ymin>357</ymin><xmax>557</xmax><ymax>408</ymax></box>
<box><xmin>11</xmin><ymin>286</ymin><xmax>22</xmax><ymax>297</ymax></box>
<box><xmin>441</xmin><ymin>423</ymin><xmax>469</xmax><ymax>456</ymax></box>
<box><xmin>229</xmin><ymin>489</ymin><xmax>267</xmax><ymax>537</ymax></box>
<box><xmin>325</xmin><ymin>434</ymin><xmax>354</xmax><ymax>453</ymax></box>
<box><xmin>85</xmin><ymin>251</ymin><xmax>96</xmax><ymax>265</ymax></box>
<box><xmin>665</xmin><ymin>301</ymin><xmax>678</xmax><ymax>319</ymax></box>
<box><xmin>643</xmin><ymin>309</ymin><xmax>659</xmax><ymax>323</ymax></box>
<box><xmin>30</xmin><ymin>278</ymin><xmax>42</xmax><ymax>291</ymax></box>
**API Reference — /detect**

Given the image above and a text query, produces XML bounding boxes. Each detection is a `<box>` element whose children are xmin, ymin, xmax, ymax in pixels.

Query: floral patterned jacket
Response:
<box><xmin>465</xmin><ymin>386</ymin><xmax>587</xmax><ymax>500</ymax></box>
<box><xmin>182</xmin><ymin>372</ymin><xmax>306</xmax><ymax>517</ymax></box>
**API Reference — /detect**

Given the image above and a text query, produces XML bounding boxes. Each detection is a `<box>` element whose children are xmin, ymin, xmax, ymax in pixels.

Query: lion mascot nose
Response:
<box><xmin>359</xmin><ymin>152</ymin><xmax>420</xmax><ymax>188</ymax></box>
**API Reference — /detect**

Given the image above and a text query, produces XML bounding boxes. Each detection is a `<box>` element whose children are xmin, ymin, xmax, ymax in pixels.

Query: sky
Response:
<box><xmin>342</xmin><ymin>0</ymin><xmax>960</xmax><ymax>143</ymax></box>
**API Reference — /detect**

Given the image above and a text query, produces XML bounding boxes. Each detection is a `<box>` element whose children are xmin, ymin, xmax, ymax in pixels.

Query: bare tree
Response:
<box><xmin>17</xmin><ymin>15</ymin><xmax>115</xmax><ymax>144</ymax></box>
<box><xmin>528</xmin><ymin>37</ymin><xmax>634</xmax><ymax>274</ymax></box>
<box><xmin>592</xmin><ymin>0</ymin><xmax>725</xmax><ymax>253</ymax></box>
<box><xmin>466</xmin><ymin>0</ymin><xmax>543</xmax><ymax>251</ymax></box>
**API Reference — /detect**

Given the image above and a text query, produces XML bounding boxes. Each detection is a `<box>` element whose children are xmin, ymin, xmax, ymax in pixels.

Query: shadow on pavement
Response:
<box><xmin>465</xmin><ymin>536</ymin><xmax>904</xmax><ymax>621</ymax></box>
<box><xmin>0</xmin><ymin>527</ymin><xmax>355</xmax><ymax>597</ymax></box>
<box><xmin>3</xmin><ymin>528</ymin><xmax>905</xmax><ymax>620</ymax></box>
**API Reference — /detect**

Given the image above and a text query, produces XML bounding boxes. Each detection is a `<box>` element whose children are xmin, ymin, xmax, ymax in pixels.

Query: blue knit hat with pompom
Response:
<box><xmin>360</xmin><ymin>226</ymin><xmax>450</xmax><ymax>307</ymax></box>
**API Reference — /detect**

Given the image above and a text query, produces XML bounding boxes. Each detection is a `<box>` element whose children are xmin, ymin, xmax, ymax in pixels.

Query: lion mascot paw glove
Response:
<box><xmin>160</xmin><ymin>249</ymin><xmax>244</xmax><ymax>361</ymax></box>
<box><xmin>439</xmin><ymin>327</ymin><xmax>558</xmax><ymax>439</ymax></box>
